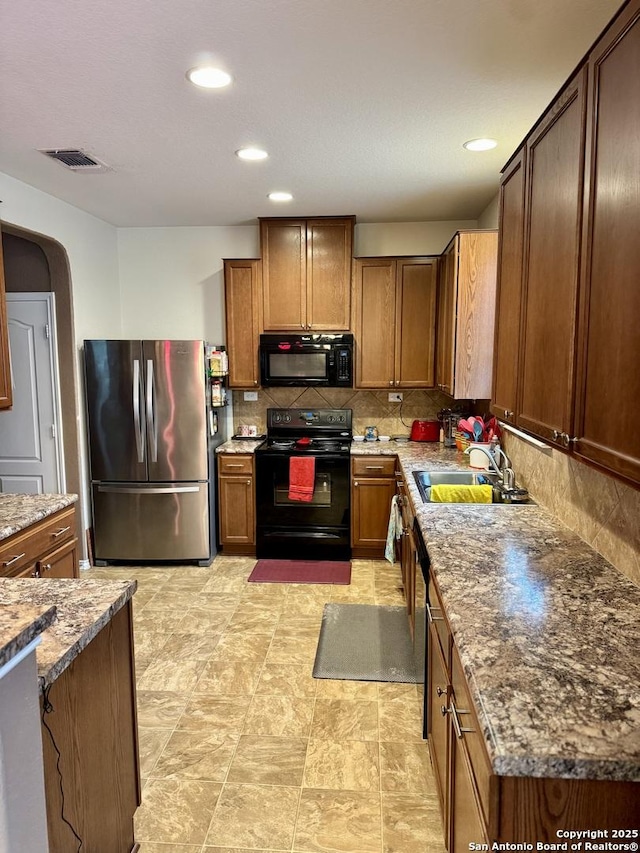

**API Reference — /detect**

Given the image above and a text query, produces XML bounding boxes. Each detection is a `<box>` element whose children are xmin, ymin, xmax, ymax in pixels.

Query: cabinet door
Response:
<box><xmin>306</xmin><ymin>218</ymin><xmax>353</xmax><ymax>330</ymax></box>
<box><xmin>453</xmin><ymin>232</ymin><xmax>498</xmax><ymax>399</ymax></box>
<box><xmin>427</xmin><ymin>620</ymin><xmax>450</xmax><ymax>835</ymax></box>
<box><xmin>351</xmin><ymin>476</ymin><xmax>396</xmax><ymax>551</ymax></box>
<box><xmin>574</xmin><ymin>2</ymin><xmax>640</xmax><ymax>484</ymax></box>
<box><xmin>353</xmin><ymin>258</ymin><xmax>397</xmax><ymax>388</ymax></box>
<box><xmin>436</xmin><ymin>239</ymin><xmax>457</xmax><ymax>395</ymax></box>
<box><xmin>449</xmin><ymin>730</ymin><xmax>489</xmax><ymax>852</ymax></box>
<box><xmin>15</xmin><ymin>563</ymin><xmax>40</xmax><ymax>578</ymax></box>
<box><xmin>260</xmin><ymin>219</ymin><xmax>306</xmax><ymax>330</ymax></box>
<box><xmin>518</xmin><ymin>71</ymin><xmax>587</xmax><ymax>445</ymax></box>
<box><xmin>0</xmin><ymin>229</ymin><xmax>12</xmax><ymax>410</ymax></box>
<box><xmin>395</xmin><ymin>258</ymin><xmax>437</xmax><ymax>388</ymax></box>
<box><xmin>219</xmin><ymin>475</ymin><xmax>255</xmax><ymax>546</ymax></box>
<box><xmin>492</xmin><ymin>150</ymin><xmax>526</xmax><ymax>424</ymax></box>
<box><xmin>38</xmin><ymin>537</ymin><xmax>78</xmax><ymax>579</ymax></box>
<box><xmin>224</xmin><ymin>259</ymin><xmax>261</xmax><ymax>388</ymax></box>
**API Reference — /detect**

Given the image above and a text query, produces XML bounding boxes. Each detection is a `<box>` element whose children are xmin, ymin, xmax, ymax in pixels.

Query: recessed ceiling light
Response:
<box><xmin>463</xmin><ymin>138</ymin><xmax>497</xmax><ymax>152</ymax></box>
<box><xmin>268</xmin><ymin>191</ymin><xmax>293</xmax><ymax>202</ymax></box>
<box><xmin>236</xmin><ymin>147</ymin><xmax>269</xmax><ymax>161</ymax></box>
<box><xmin>186</xmin><ymin>66</ymin><xmax>232</xmax><ymax>89</ymax></box>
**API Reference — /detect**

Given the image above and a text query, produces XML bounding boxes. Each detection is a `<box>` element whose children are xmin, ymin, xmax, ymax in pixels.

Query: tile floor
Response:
<box><xmin>87</xmin><ymin>557</ymin><xmax>446</xmax><ymax>852</ymax></box>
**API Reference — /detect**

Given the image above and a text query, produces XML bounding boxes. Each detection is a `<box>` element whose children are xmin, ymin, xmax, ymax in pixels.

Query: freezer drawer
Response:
<box><xmin>92</xmin><ymin>482</ymin><xmax>210</xmax><ymax>561</ymax></box>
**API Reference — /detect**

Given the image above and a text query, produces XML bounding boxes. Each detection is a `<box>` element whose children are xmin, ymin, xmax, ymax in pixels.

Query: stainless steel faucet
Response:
<box><xmin>463</xmin><ymin>445</ymin><xmax>502</xmax><ymax>477</ymax></box>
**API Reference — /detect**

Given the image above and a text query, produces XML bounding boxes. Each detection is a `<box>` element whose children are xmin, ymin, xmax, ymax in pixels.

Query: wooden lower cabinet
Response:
<box><xmin>427</xmin><ymin>569</ymin><xmax>640</xmax><ymax>848</ymax></box>
<box><xmin>218</xmin><ymin>454</ymin><xmax>255</xmax><ymax>554</ymax></box>
<box><xmin>351</xmin><ymin>455</ymin><xmax>397</xmax><ymax>558</ymax></box>
<box><xmin>41</xmin><ymin>602</ymin><xmax>140</xmax><ymax>852</ymax></box>
<box><xmin>0</xmin><ymin>505</ymin><xmax>78</xmax><ymax>579</ymax></box>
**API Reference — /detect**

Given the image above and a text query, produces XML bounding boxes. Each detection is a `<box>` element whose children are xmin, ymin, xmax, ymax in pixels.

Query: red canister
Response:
<box><xmin>409</xmin><ymin>420</ymin><xmax>440</xmax><ymax>441</ymax></box>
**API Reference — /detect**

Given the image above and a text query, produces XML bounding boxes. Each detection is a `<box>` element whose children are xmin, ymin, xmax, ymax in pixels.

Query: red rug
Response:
<box><xmin>248</xmin><ymin>559</ymin><xmax>351</xmax><ymax>584</ymax></box>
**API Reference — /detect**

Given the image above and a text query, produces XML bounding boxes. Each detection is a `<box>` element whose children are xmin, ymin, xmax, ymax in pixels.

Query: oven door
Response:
<box><xmin>255</xmin><ymin>452</ymin><xmax>350</xmax><ymax>558</ymax></box>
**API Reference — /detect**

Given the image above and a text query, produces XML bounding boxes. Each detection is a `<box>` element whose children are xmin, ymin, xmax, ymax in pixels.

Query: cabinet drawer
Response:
<box><xmin>38</xmin><ymin>537</ymin><xmax>78</xmax><ymax>579</ymax></box>
<box><xmin>451</xmin><ymin>647</ymin><xmax>493</xmax><ymax>827</ymax></box>
<box><xmin>0</xmin><ymin>506</ymin><xmax>76</xmax><ymax>577</ymax></box>
<box><xmin>352</xmin><ymin>456</ymin><xmax>397</xmax><ymax>477</ymax></box>
<box><xmin>428</xmin><ymin>572</ymin><xmax>451</xmax><ymax>671</ymax></box>
<box><xmin>219</xmin><ymin>455</ymin><xmax>254</xmax><ymax>475</ymax></box>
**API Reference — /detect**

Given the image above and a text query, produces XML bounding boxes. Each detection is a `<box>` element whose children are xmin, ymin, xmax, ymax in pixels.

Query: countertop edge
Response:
<box><xmin>0</xmin><ymin>493</ymin><xmax>79</xmax><ymax>541</ymax></box>
<box><xmin>0</xmin><ymin>605</ymin><xmax>57</xmax><ymax>671</ymax></box>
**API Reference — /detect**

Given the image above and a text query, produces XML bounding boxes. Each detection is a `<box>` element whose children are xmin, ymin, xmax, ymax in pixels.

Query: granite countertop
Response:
<box><xmin>0</xmin><ymin>604</ymin><xmax>57</xmax><ymax>671</ymax></box>
<box><xmin>395</xmin><ymin>445</ymin><xmax>640</xmax><ymax>782</ymax></box>
<box><xmin>0</xmin><ymin>578</ymin><xmax>136</xmax><ymax>689</ymax></box>
<box><xmin>0</xmin><ymin>493</ymin><xmax>78</xmax><ymax>541</ymax></box>
<box><xmin>216</xmin><ymin>439</ymin><xmax>264</xmax><ymax>454</ymax></box>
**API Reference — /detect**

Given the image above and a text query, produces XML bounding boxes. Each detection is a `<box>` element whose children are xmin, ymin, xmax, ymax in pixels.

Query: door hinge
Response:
<box><xmin>50</xmin><ymin>423</ymin><xmax>57</xmax><ymax>439</ymax></box>
<box><xmin>45</xmin><ymin>323</ymin><xmax>51</xmax><ymax>339</ymax></box>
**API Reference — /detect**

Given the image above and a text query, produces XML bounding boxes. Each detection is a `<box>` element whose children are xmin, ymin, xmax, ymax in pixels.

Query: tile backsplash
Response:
<box><xmin>504</xmin><ymin>432</ymin><xmax>640</xmax><ymax>587</ymax></box>
<box><xmin>232</xmin><ymin>387</ymin><xmax>454</xmax><ymax>438</ymax></box>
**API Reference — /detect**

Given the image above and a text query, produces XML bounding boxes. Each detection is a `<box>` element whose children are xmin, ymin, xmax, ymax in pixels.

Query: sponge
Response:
<box><xmin>430</xmin><ymin>484</ymin><xmax>493</xmax><ymax>504</ymax></box>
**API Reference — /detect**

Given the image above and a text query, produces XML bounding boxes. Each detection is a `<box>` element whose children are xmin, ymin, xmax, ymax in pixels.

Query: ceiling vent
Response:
<box><xmin>40</xmin><ymin>149</ymin><xmax>111</xmax><ymax>172</ymax></box>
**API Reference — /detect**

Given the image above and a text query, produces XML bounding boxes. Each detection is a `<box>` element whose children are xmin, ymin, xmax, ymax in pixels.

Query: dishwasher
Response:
<box><xmin>413</xmin><ymin>517</ymin><xmax>429</xmax><ymax>739</ymax></box>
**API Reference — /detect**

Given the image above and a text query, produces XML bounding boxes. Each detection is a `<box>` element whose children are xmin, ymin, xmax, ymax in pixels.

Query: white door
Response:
<box><xmin>0</xmin><ymin>294</ymin><xmax>64</xmax><ymax>494</ymax></box>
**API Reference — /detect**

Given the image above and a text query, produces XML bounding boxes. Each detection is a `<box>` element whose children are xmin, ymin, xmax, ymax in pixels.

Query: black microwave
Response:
<box><xmin>259</xmin><ymin>334</ymin><xmax>353</xmax><ymax>387</ymax></box>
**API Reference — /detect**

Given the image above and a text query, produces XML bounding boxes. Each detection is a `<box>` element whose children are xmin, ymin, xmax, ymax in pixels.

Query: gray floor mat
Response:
<box><xmin>313</xmin><ymin>603</ymin><xmax>419</xmax><ymax>683</ymax></box>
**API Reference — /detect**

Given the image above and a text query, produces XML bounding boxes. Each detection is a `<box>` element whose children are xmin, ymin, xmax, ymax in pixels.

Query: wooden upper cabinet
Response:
<box><xmin>353</xmin><ymin>256</ymin><xmax>437</xmax><ymax>389</ymax></box>
<box><xmin>491</xmin><ymin>149</ymin><xmax>526</xmax><ymax>424</ymax></box>
<box><xmin>0</xmin><ymin>229</ymin><xmax>13</xmax><ymax>410</ymax></box>
<box><xmin>573</xmin><ymin>0</ymin><xmax>640</xmax><ymax>484</ymax></box>
<box><xmin>260</xmin><ymin>216</ymin><xmax>354</xmax><ymax>331</ymax></box>
<box><xmin>436</xmin><ymin>231</ymin><xmax>498</xmax><ymax>400</ymax></box>
<box><xmin>517</xmin><ymin>70</ymin><xmax>587</xmax><ymax>445</ymax></box>
<box><xmin>224</xmin><ymin>259</ymin><xmax>262</xmax><ymax>388</ymax></box>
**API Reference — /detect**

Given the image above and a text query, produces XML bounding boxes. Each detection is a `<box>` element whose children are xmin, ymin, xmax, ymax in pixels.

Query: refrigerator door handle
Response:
<box><xmin>97</xmin><ymin>485</ymin><xmax>201</xmax><ymax>495</ymax></box>
<box><xmin>132</xmin><ymin>359</ymin><xmax>145</xmax><ymax>463</ymax></box>
<box><xmin>146</xmin><ymin>359</ymin><xmax>158</xmax><ymax>462</ymax></box>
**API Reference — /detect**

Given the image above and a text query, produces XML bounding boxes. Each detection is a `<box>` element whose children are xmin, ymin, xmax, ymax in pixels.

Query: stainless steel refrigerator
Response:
<box><xmin>84</xmin><ymin>339</ymin><xmax>226</xmax><ymax>565</ymax></box>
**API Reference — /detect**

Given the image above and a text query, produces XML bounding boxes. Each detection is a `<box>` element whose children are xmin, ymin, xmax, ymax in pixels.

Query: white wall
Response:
<box><xmin>355</xmin><ymin>220</ymin><xmax>477</xmax><ymax>256</ymax></box>
<box><xmin>117</xmin><ymin>226</ymin><xmax>259</xmax><ymax>341</ymax></box>
<box><xmin>477</xmin><ymin>194</ymin><xmax>499</xmax><ymax>230</ymax></box>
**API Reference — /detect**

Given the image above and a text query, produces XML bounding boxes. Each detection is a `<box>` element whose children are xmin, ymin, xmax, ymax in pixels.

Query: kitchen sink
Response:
<box><xmin>412</xmin><ymin>470</ymin><xmax>533</xmax><ymax>505</ymax></box>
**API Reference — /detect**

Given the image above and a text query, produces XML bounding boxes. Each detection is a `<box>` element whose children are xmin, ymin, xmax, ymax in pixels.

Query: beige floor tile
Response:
<box><xmin>275</xmin><ymin>611</ymin><xmax>323</xmax><ymax>632</ymax></box>
<box><xmin>194</xmin><ymin>659</ymin><xmax>264</xmax><ymax>695</ymax></box>
<box><xmin>304</xmin><ymin>739</ymin><xmax>380</xmax><ymax>791</ymax></box>
<box><xmin>256</xmin><ymin>662</ymin><xmax>317</xmax><ymax>697</ymax></box>
<box><xmin>380</xmin><ymin>742</ymin><xmax>435</xmax><ymax>794</ymax></box>
<box><xmin>240</xmin><ymin>584</ymin><xmax>288</xmax><ymax>603</ymax></box>
<box><xmin>159</xmin><ymin>631</ymin><xmax>224</xmax><ymax>660</ymax></box>
<box><xmin>315</xmin><ymin>679</ymin><xmax>378</xmax><ymax>700</ymax></box>
<box><xmin>202</xmin><ymin>849</ymin><xmax>283</xmax><ymax>853</ymax></box>
<box><xmin>377</xmin><ymin>683</ymin><xmax>420</xmax><ymax>701</ymax></box>
<box><xmin>381</xmin><ymin>791</ymin><xmax>445</xmax><ymax>852</ymax></box>
<box><xmin>134</xmin><ymin>778</ymin><xmax>222</xmax><ymax>845</ymax></box>
<box><xmin>138</xmin><ymin>728</ymin><xmax>173</xmax><ymax>777</ymax></box>
<box><xmin>223</xmin><ymin>607</ymin><xmax>281</xmax><ymax>634</ymax></box>
<box><xmin>137</xmin><ymin>690</ymin><xmax>189</xmax><ymax>728</ymax></box>
<box><xmin>311</xmin><ymin>699</ymin><xmax>379</xmax><ymax>741</ymax></box>
<box><xmin>243</xmin><ymin>694</ymin><xmax>314</xmax><ymax>737</ymax></box>
<box><xmin>177</xmin><ymin>694</ymin><xmax>251</xmax><ymax>734</ymax></box>
<box><xmin>138</xmin><ymin>843</ymin><xmax>201</xmax><ymax>852</ymax></box>
<box><xmin>211</xmin><ymin>632</ymin><xmax>272</xmax><ymax>662</ymax></box>
<box><xmin>205</xmin><ymin>783</ymin><xmax>299</xmax><ymax>849</ymax></box>
<box><xmin>138</xmin><ymin>657</ymin><xmax>208</xmax><ymax>693</ymax></box>
<box><xmin>227</xmin><ymin>734</ymin><xmax>308</xmax><ymax>785</ymax></box>
<box><xmin>134</xmin><ymin>629</ymin><xmax>173</xmax><ymax>659</ymax></box>
<box><xmin>181</xmin><ymin>607</ymin><xmax>234</xmax><ymax>633</ymax></box>
<box><xmin>143</xmin><ymin>591</ymin><xmax>201</xmax><ymax>611</ymax></box>
<box><xmin>266</xmin><ymin>633</ymin><xmax>319</xmax><ymax>664</ymax></box>
<box><xmin>201</xmin><ymin>576</ymin><xmax>247</xmax><ymax>594</ymax></box>
<box><xmin>294</xmin><ymin>789</ymin><xmax>382</xmax><ymax>852</ymax></box>
<box><xmin>378</xmin><ymin>697</ymin><xmax>424</xmax><ymax>743</ymax></box>
<box><xmin>150</xmin><ymin>730</ymin><xmax>239</xmax><ymax>782</ymax></box>
<box><xmin>134</xmin><ymin>611</ymin><xmax>186</xmax><ymax>633</ymax></box>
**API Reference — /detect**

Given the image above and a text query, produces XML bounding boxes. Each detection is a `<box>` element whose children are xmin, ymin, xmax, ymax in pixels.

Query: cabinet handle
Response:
<box><xmin>436</xmin><ymin>686</ymin><xmax>445</xmax><ymax>696</ymax></box>
<box><xmin>441</xmin><ymin>705</ymin><xmax>450</xmax><ymax>717</ymax></box>
<box><xmin>389</xmin><ymin>380</ymin><xmax>394</xmax><ymax>386</ymax></box>
<box><xmin>365</xmin><ymin>465</ymin><xmax>384</xmax><ymax>470</ymax></box>
<box><xmin>52</xmin><ymin>526</ymin><xmax>71</xmax><ymax>538</ymax></box>
<box><xmin>354</xmin><ymin>481</ymin><xmax>359</xmax><ymax>487</ymax></box>
<box><xmin>3</xmin><ymin>552</ymin><xmax>26</xmax><ymax>568</ymax></box>
<box><xmin>31</xmin><ymin>567</ymin><xmax>41</xmax><ymax>578</ymax></box>
<box><xmin>42</xmin><ymin>563</ymin><xmax>52</xmax><ymax>573</ymax></box>
<box><xmin>426</xmin><ymin>602</ymin><xmax>444</xmax><ymax>623</ymax></box>
<box><xmin>450</xmin><ymin>700</ymin><xmax>474</xmax><ymax>738</ymax></box>
<box><xmin>254</xmin><ymin>380</ymin><xmax>258</xmax><ymax>386</ymax></box>
<box><xmin>247</xmin><ymin>480</ymin><xmax>251</xmax><ymax>485</ymax></box>
<box><xmin>553</xmin><ymin>430</ymin><xmax>561</xmax><ymax>441</ymax></box>
<box><xmin>504</xmin><ymin>409</ymin><xmax>513</xmax><ymax>419</ymax></box>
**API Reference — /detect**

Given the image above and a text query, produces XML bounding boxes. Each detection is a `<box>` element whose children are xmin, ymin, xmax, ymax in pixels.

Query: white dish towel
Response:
<box><xmin>385</xmin><ymin>494</ymin><xmax>403</xmax><ymax>563</ymax></box>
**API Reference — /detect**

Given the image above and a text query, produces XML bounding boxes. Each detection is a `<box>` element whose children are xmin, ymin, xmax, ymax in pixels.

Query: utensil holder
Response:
<box><xmin>468</xmin><ymin>442</ymin><xmax>492</xmax><ymax>470</ymax></box>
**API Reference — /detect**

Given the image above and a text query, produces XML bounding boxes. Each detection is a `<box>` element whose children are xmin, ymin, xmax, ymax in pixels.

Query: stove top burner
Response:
<box><xmin>260</xmin><ymin>437</ymin><xmax>350</xmax><ymax>454</ymax></box>
<box><xmin>260</xmin><ymin>407</ymin><xmax>353</xmax><ymax>455</ymax></box>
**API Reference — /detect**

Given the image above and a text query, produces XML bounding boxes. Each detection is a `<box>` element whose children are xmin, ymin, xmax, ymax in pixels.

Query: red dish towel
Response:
<box><xmin>288</xmin><ymin>456</ymin><xmax>316</xmax><ymax>502</ymax></box>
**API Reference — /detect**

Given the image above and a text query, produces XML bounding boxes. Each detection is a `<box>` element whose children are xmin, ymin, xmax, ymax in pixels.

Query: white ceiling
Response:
<box><xmin>0</xmin><ymin>0</ymin><xmax>622</xmax><ymax>227</ymax></box>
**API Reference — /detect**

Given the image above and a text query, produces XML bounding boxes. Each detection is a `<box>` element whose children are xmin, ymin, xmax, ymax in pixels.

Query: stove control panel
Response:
<box><xmin>266</xmin><ymin>408</ymin><xmax>352</xmax><ymax>433</ymax></box>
